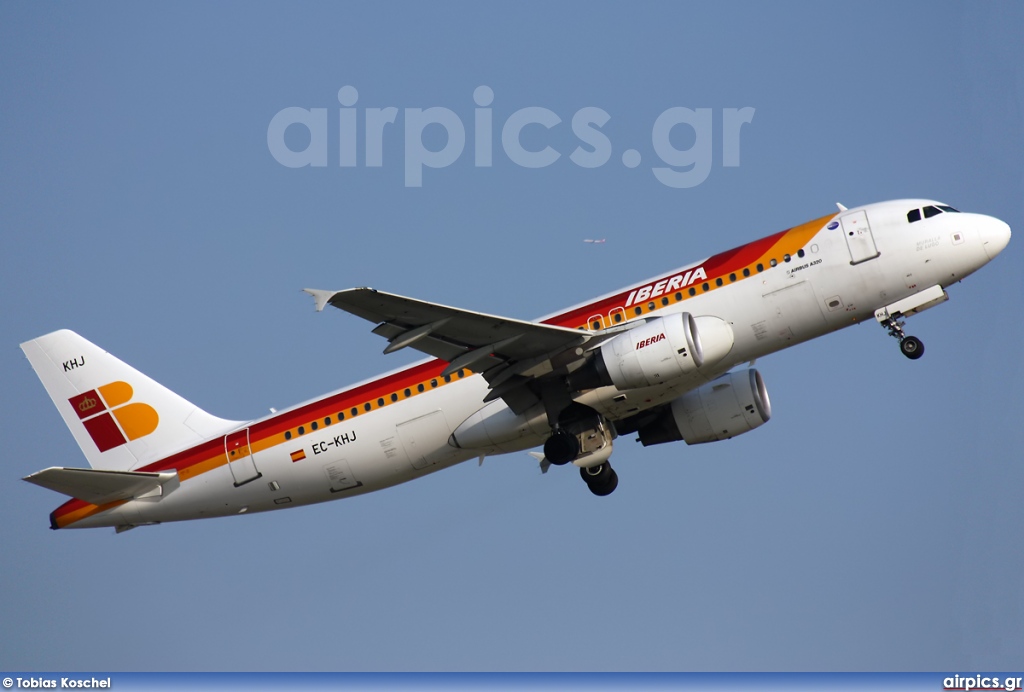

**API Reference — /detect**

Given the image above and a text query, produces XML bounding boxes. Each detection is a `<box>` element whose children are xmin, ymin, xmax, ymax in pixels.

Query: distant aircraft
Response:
<box><xmin>584</xmin><ymin>238</ymin><xmax>606</xmax><ymax>244</ymax></box>
<box><xmin>21</xmin><ymin>200</ymin><xmax>1010</xmax><ymax>531</ymax></box>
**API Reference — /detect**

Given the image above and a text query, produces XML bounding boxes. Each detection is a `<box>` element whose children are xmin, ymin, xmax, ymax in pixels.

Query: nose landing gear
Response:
<box><xmin>879</xmin><ymin>314</ymin><xmax>925</xmax><ymax>360</ymax></box>
<box><xmin>874</xmin><ymin>285</ymin><xmax>948</xmax><ymax>360</ymax></box>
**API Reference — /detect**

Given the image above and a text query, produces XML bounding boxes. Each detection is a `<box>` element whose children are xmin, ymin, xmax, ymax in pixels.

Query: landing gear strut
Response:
<box><xmin>540</xmin><ymin>405</ymin><xmax>620</xmax><ymax>495</ymax></box>
<box><xmin>879</xmin><ymin>314</ymin><xmax>925</xmax><ymax>360</ymax></box>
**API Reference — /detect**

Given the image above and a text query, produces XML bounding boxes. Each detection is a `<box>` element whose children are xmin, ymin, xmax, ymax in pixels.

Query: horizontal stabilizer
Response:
<box><xmin>23</xmin><ymin>467</ymin><xmax>179</xmax><ymax>505</ymax></box>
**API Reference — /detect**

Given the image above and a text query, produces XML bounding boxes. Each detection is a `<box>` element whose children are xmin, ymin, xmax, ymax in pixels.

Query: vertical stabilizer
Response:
<box><xmin>20</xmin><ymin>330</ymin><xmax>241</xmax><ymax>471</ymax></box>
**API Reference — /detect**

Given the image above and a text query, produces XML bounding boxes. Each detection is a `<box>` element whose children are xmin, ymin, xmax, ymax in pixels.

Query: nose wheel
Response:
<box><xmin>899</xmin><ymin>335</ymin><xmax>924</xmax><ymax>359</ymax></box>
<box><xmin>880</xmin><ymin>315</ymin><xmax>925</xmax><ymax>360</ymax></box>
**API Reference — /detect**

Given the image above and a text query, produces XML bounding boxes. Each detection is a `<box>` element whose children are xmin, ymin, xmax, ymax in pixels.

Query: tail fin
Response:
<box><xmin>21</xmin><ymin>329</ymin><xmax>241</xmax><ymax>471</ymax></box>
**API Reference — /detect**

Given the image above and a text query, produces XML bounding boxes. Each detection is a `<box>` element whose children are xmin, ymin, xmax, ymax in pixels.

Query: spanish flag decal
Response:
<box><xmin>290</xmin><ymin>449</ymin><xmax>306</xmax><ymax>463</ymax></box>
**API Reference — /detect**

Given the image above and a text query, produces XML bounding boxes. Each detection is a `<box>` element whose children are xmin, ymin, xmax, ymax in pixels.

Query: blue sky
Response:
<box><xmin>2</xmin><ymin>1</ymin><xmax>1022</xmax><ymax>672</ymax></box>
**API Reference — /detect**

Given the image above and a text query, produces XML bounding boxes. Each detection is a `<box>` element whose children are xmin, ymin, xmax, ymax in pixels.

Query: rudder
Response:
<box><xmin>21</xmin><ymin>329</ymin><xmax>241</xmax><ymax>471</ymax></box>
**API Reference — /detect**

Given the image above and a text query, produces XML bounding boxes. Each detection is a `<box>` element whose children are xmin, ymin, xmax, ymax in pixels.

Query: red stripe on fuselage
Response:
<box><xmin>51</xmin><ymin>220</ymin><xmax>822</xmax><ymax>526</ymax></box>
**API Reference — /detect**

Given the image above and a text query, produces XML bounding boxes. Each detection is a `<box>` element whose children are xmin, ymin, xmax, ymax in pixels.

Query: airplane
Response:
<box><xmin>20</xmin><ymin>199</ymin><xmax>1011</xmax><ymax>531</ymax></box>
<box><xmin>584</xmin><ymin>238</ymin><xmax>607</xmax><ymax>244</ymax></box>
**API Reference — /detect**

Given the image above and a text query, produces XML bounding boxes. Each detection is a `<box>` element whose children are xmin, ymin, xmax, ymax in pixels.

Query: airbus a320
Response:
<box><xmin>21</xmin><ymin>199</ymin><xmax>1010</xmax><ymax>531</ymax></box>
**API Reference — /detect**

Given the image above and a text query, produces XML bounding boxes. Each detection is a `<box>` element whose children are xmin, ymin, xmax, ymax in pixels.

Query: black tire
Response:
<box><xmin>543</xmin><ymin>430</ymin><xmax>579</xmax><ymax>466</ymax></box>
<box><xmin>588</xmin><ymin>468</ymin><xmax>618</xmax><ymax>496</ymax></box>
<box><xmin>900</xmin><ymin>336</ymin><xmax>924</xmax><ymax>360</ymax></box>
<box><xmin>580</xmin><ymin>463</ymin><xmax>612</xmax><ymax>485</ymax></box>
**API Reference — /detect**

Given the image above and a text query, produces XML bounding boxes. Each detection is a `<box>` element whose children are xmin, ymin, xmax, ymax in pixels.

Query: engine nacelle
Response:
<box><xmin>637</xmin><ymin>368</ymin><xmax>771</xmax><ymax>446</ymax></box>
<box><xmin>599</xmin><ymin>313</ymin><xmax>703</xmax><ymax>390</ymax></box>
<box><xmin>567</xmin><ymin>313</ymin><xmax>736</xmax><ymax>393</ymax></box>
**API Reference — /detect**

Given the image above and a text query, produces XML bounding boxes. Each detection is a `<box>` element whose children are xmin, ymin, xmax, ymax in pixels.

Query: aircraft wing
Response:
<box><xmin>304</xmin><ymin>287</ymin><xmax>594</xmax><ymax>408</ymax></box>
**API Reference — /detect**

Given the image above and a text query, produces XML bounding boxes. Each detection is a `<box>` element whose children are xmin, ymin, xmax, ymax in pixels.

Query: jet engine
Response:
<box><xmin>568</xmin><ymin>313</ymin><xmax>735</xmax><ymax>392</ymax></box>
<box><xmin>634</xmin><ymin>368</ymin><xmax>771</xmax><ymax>446</ymax></box>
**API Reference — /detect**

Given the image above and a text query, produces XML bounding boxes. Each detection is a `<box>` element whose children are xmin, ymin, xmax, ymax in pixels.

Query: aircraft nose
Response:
<box><xmin>981</xmin><ymin>216</ymin><xmax>1011</xmax><ymax>261</ymax></box>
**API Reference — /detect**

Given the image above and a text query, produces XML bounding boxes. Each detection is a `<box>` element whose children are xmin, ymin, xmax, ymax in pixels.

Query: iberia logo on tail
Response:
<box><xmin>68</xmin><ymin>381</ymin><xmax>159</xmax><ymax>452</ymax></box>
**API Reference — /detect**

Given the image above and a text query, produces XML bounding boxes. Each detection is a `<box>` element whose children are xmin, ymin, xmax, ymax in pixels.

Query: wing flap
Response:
<box><xmin>24</xmin><ymin>467</ymin><xmax>179</xmax><ymax>505</ymax></box>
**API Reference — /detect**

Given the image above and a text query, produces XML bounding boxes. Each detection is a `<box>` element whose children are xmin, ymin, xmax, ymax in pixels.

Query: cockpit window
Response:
<box><xmin>923</xmin><ymin>205</ymin><xmax>943</xmax><ymax>219</ymax></box>
<box><xmin>907</xmin><ymin>209</ymin><xmax>921</xmax><ymax>223</ymax></box>
<box><xmin>938</xmin><ymin>205</ymin><xmax>960</xmax><ymax>213</ymax></box>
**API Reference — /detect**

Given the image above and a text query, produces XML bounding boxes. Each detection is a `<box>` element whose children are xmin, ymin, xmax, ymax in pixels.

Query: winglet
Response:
<box><xmin>303</xmin><ymin>288</ymin><xmax>336</xmax><ymax>313</ymax></box>
<box><xmin>836</xmin><ymin>202</ymin><xmax>848</xmax><ymax>212</ymax></box>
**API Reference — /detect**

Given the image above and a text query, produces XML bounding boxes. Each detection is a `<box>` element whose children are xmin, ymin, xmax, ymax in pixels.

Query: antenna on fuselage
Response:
<box><xmin>836</xmin><ymin>202</ymin><xmax>848</xmax><ymax>211</ymax></box>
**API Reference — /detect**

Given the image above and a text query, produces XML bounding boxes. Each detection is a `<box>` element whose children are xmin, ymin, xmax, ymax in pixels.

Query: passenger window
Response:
<box><xmin>907</xmin><ymin>209</ymin><xmax>921</xmax><ymax>223</ymax></box>
<box><xmin>923</xmin><ymin>205</ymin><xmax>942</xmax><ymax>219</ymax></box>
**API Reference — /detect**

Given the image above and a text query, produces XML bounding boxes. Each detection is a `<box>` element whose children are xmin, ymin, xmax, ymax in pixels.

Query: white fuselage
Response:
<box><xmin>61</xmin><ymin>199</ymin><xmax>1010</xmax><ymax>529</ymax></box>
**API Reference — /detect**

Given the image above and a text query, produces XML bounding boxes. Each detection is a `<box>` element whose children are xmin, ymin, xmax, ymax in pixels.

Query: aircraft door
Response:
<box><xmin>224</xmin><ymin>428</ymin><xmax>262</xmax><ymax>487</ymax></box>
<box><xmin>840</xmin><ymin>210</ymin><xmax>880</xmax><ymax>265</ymax></box>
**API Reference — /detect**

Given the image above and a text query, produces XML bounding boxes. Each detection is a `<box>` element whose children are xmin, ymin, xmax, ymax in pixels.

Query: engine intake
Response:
<box><xmin>636</xmin><ymin>368</ymin><xmax>771</xmax><ymax>446</ymax></box>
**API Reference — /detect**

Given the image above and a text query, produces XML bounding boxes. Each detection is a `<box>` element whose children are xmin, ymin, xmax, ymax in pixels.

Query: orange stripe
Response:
<box><xmin>53</xmin><ymin>499</ymin><xmax>126</xmax><ymax>529</ymax></box>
